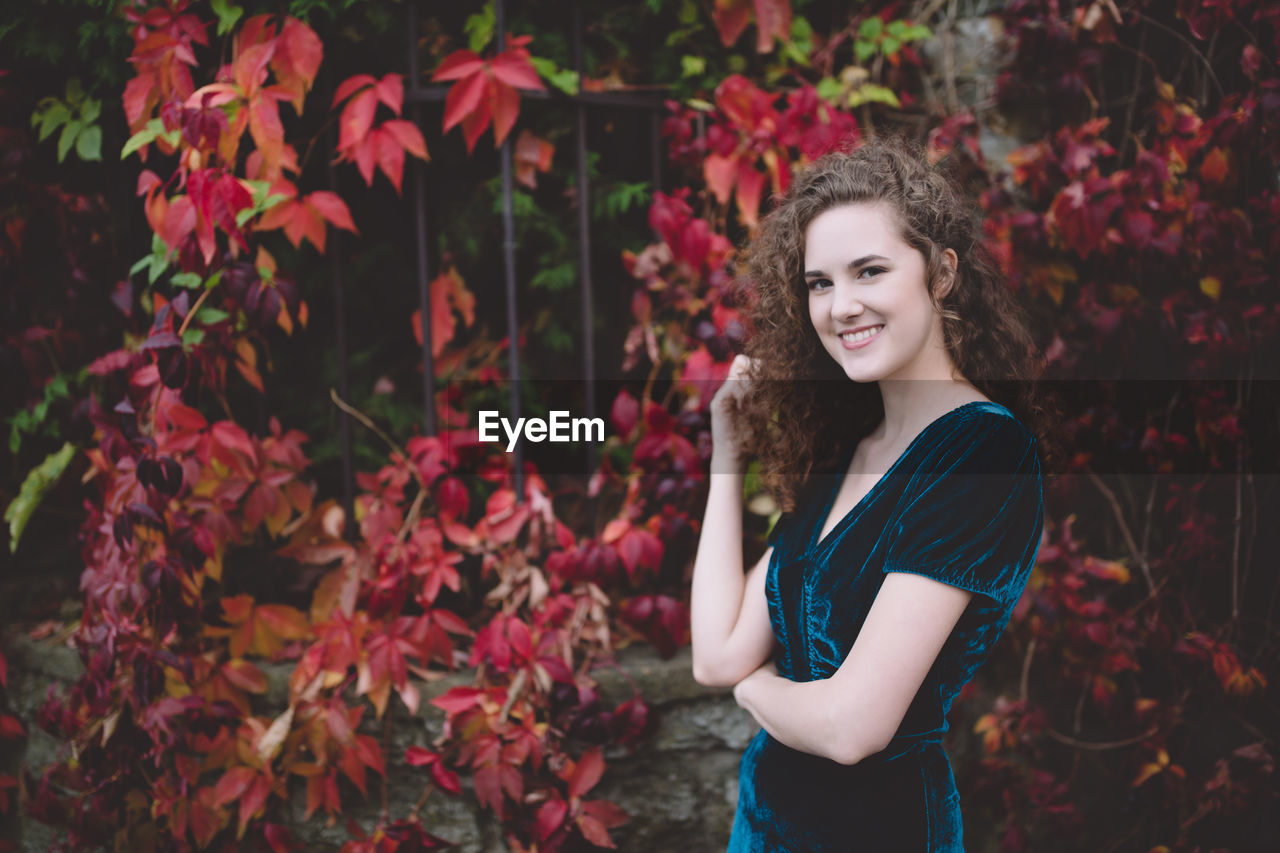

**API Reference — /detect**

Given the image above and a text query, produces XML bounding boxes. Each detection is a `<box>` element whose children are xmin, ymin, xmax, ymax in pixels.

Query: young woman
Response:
<box><xmin>690</xmin><ymin>138</ymin><xmax>1055</xmax><ymax>852</ymax></box>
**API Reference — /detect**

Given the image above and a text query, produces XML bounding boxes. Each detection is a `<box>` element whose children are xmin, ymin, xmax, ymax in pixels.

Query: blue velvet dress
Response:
<box><xmin>728</xmin><ymin>401</ymin><xmax>1045</xmax><ymax>853</ymax></box>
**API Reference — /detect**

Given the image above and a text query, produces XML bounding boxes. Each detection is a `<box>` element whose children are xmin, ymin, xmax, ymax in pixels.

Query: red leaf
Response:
<box><xmin>616</xmin><ymin>527</ymin><xmax>664</xmax><ymax>581</ymax></box>
<box><xmin>0</xmin><ymin>716</ymin><xmax>24</xmax><ymax>740</ymax></box>
<box><xmin>752</xmin><ymin>0</ymin><xmax>792</xmax><ymax>53</ymax></box>
<box><xmin>431</xmin><ymin>50</ymin><xmax>485</xmax><ymax>82</ymax></box>
<box><xmin>576</xmin><ymin>814</ymin><xmax>616</xmax><ymax>848</ymax></box>
<box><xmin>436</xmin><ymin>477</ymin><xmax>470</xmax><ymax>520</ymax></box>
<box><xmin>431</xmin><ymin>686</ymin><xmax>486</xmax><ymax>714</ymax></box>
<box><xmin>515</xmin><ymin>129</ymin><xmax>554</xmax><ymax>189</ymax></box>
<box><xmin>332</xmin><ymin>74</ymin><xmax>376</xmax><ymax>109</ymax></box>
<box><xmin>239</xmin><ymin>775</ymin><xmax>272</xmax><ymax>836</ymax></box>
<box><xmin>712</xmin><ymin>0</ymin><xmax>753</xmax><ymax>48</ymax></box>
<box><xmin>382</xmin><ymin>119</ymin><xmax>429</xmax><ymax>161</ymax></box>
<box><xmin>735</xmin><ymin>165</ymin><xmax>767</xmax><ymax>227</ymax></box>
<box><xmin>535</xmin><ymin>798</ymin><xmax>568</xmax><ymax>841</ymax></box>
<box><xmin>249</xmin><ymin>96</ymin><xmax>286</xmax><ymax>174</ymax></box>
<box><xmin>306</xmin><ymin>190</ymin><xmax>357</xmax><ymax>232</ymax></box>
<box><xmin>490</xmin><ymin>81</ymin><xmax>521</xmax><ymax>147</ymax></box>
<box><xmin>568</xmin><ymin>747</ymin><xmax>605</xmax><ymax>800</ymax></box>
<box><xmin>405</xmin><ymin>746</ymin><xmax>439</xmax><ymax>767</ymax></box>
<box><xmin>610</xmin><ymin>391</ymin><xmax>639</xmax><ymax>437</ymax></box>
<box><xmin>233</xmin><ymin>41</ymin><xmax>275</xmax><ymax>99</ymax></box>
<box><xmin>431</xmin><ymin>761</ymin><xmax>462</xmax><ymax>795</ymax></box>
<box><xmin>338</xmin><ymin>88</ymin><xmax>378</xmax><ymax>153</ymax></box>
<box><xmin>0</xmin><ymin>652</ymin><xmax>6</xmax><ymax>689</ymax></box>
<box><xmin>490</xmin><ymin>50</ymin><xmax>544</xmax><ymax>91</ymax></box>
<box><xmin>213</xmin><ymin>766</ymin><xmax>256</xmax><ymax>807</ymax></box>
<box><xmin>373</xmin><ymin>126</ymin><xmax>407</xmax><ymax>194</ymax></box>
<box><xmin>704</xmin><ymin>153</ymin><xmax>738</xmax><ymax>206</ymax></box>
<box><xmin>473</xmin><ymin>764</ymin><xmax>506</xmax><ymax>818</ymax></box>
<box><xmin>272</xmin><ymin>18</ymin><xmax>322</xmax><ymax>113</ymax></box>
<box><xmin>459</xmin><ymin>94</ymin><xmax>492</xmax><ymax>153</ymax></box>
<box><xmin>442</xmin><ymin>72</ymin><xmax>488</xmax><ymax>135</ymax></box>
<box><xmin>582</xmin><ymin>798</ymin><xmax>629</xmax><ymax>828</ymax></box>
<box><xmin>374</xmin><ymin>73</ymin><xmax>404</xmax><ymax>116</ymax></box>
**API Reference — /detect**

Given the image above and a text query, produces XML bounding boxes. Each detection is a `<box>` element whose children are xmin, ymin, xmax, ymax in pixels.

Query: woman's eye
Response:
<box><xmin>806</xmin><ymin>278</ymin><xmax>832</xmax><ymax>291</ymax></box>
<box><xmin>858</xmin><ymin>266</ymin><xmax>886</xmax><ymax>279</ymax></box>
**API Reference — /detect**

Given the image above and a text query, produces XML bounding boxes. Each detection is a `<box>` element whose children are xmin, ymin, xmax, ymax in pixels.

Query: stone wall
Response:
<box><xmin>1</xmin><ymin>633</ymin><xmax>761</xmax><ymax>853</ymax></box>
<box><xmin>3</xmin><ymin>629</ymin><xmax>1013</xmax><ymax>852</ymax></box>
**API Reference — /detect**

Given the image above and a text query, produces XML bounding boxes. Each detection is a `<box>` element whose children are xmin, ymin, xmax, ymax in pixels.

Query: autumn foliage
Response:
<box><xmin>2</xmin><ymin>1</ymin><xmax>1278</xmax><ymax>852</ymax></box>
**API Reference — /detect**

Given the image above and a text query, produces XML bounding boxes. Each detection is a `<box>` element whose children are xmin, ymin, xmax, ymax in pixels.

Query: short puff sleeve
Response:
<box><xmin>881</xmin><ymin>409</ymin><xmax>1044</xmax><ymax>608</ymax></box>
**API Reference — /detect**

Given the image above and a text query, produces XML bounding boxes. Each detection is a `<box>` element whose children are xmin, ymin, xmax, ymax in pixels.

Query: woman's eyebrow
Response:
<box><xmin>803</xmin><ymin>255</ymin><xmax>891</xmax><ymax>278</ymax></box>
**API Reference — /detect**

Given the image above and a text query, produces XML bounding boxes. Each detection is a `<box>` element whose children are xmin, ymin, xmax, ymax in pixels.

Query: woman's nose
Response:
<box><xmin>832</xmin><ymin>280</ymin><xmax>863</xmax><ymax>319</ymax></box>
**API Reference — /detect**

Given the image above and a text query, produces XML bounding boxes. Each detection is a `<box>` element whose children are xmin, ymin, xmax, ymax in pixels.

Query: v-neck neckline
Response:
<box><xmin>808</xmin><ymin>400</ymin><xmax>990</xmax><ymax>555</ymax></box>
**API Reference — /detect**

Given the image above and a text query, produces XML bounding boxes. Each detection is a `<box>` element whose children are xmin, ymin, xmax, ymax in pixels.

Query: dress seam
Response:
<box><xmin>921</xmin><ymin>756</ymin><xmax>933</xmax><ymax>852</ymax></box>
<box><xmin>881</xmin><ymin>563</ymin><xmax>1009</xmax><ymax>603</ymax></box>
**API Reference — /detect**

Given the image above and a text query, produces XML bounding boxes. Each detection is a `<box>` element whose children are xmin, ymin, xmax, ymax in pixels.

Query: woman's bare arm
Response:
<box><xmin>731</xmin><ymin>571</ymin><xmax>972</xmax><ymax>764</ymax></box>
<box><xmin>691</xmin><ymin>537</ymin><xmax>775</xmax><ymax>687</ymax></box>
<box><xmin>690</xmin><ymin>354</ymin><xmax>777</xmax><ymax>687</ymax></box>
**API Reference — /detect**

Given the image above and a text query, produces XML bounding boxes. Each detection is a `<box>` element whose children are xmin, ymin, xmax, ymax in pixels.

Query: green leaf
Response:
<box><xmin>859</xmin><ymin>17</ymin><xmax>883</xmax><ymax>40</ymax></box>
<box><xmin>80</xmin><ymin>97</ymin><xmax>101</xmax><ymax>125</ymax></box>
<box><xmin>195</xmin><ymin>307</ymin><xmax>230</xmax><ymax>325</ymax></box>
<box><xmin>882</xmin><ymin>36</ymin><xmax>901</xmax><ymax>56</ymax></box>
<box><xmin>34</xmin><ymin>101</ymin><xmax>70</xmax><ymax>141</ymax></box>
<box><xmin>530</xmin><ymin>261</ymin><xmax>576</xmax><ymax>292</ymax></box>
<box><xmin>6</xmin><ymin>443</ymin><xmax>76</xmax><ymax>553</ymax></box>
<box><xmin>211</xmin><ymin>0</ymin><xmax>244</xmax><ymax>36</ymax></box>
<box><xmin>181</xmin><ymin>327</ymin><xmax>206</xmax><ymax>346</ymax></box>
<box><xmin>464</xmin><ymin>3</ymin><xmax>495</xmax><ymax>53</ymax></box>
<box><xmin>57</xmin><ymin>120</ymin><xmax>81</xmax><ymax>162</ymax></box>
<box><xmin>848</xmin><ymin>83</ymin><xmax>901</xmax><ymax>109</ymax></box>
<box><xmin>681</xmin><ymin>55</ymin><xmax>705</xmax><ymax>77</ymax></box>
<box><xmin>529</xmin><ymin>56</ymin><xmax>578</xmax><ymax>96</ymax></box>
<box><xmin>76</xmin><ymin>125</ymin><xmax>102</xmax><ymax>161</ymax></box>
<box><xmin>171</xmin><ymin>272</ymin><xmax>202</xmax><ymax>289</ymax></box>
<box><xmin>815</xmin><ymin>76</ymin><xmax>843</xmax><ymax>105</ymax></box>
<box><xmin>854</xmin><ymin>40</ymin><xmax>876</xmax><ymax>64</ymax></box>
<box><xmin>121</xmin><ymin>118</ymin><xmax>163</xmax><ymax>160</ymax></box>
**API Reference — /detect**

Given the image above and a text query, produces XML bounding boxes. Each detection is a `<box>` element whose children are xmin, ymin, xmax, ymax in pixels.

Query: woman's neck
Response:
<box><xmin>873</xmin><ymin>376</ymin><xmax>986</xmax><ymax>447</ymax></box>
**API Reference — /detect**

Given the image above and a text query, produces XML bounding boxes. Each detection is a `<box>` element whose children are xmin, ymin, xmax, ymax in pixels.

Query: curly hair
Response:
<box><xmin>731</xmin><ymin>136</ymin><xmax>1061</xmax><ymax>511</ymax></box>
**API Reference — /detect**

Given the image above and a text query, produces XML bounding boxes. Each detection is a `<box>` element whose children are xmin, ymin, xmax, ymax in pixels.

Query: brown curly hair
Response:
<box><xmin>731</xmin><ymin>136</ymin><xmax>1061</xmax><ymax>511</ymax></box>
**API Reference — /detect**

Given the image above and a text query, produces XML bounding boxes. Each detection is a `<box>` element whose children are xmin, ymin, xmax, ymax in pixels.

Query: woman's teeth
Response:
<box><xmin>841</xmin><ymin>325</ymin><xmax>883</xmax><ymax>343</ymax></box>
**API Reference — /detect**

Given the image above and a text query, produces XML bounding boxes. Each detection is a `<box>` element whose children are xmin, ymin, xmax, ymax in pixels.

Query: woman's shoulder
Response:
<box><xmin>925</xmin><ymin>399</ymin><xmax>1039</xmax><ymax>473</ymax></box>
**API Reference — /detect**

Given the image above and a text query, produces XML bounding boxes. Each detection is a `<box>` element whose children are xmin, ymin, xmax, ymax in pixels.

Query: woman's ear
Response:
<box><xmin>935</xmin><ymin>248</ymin><xmax>959</xmax><ymax>299</ymax></box>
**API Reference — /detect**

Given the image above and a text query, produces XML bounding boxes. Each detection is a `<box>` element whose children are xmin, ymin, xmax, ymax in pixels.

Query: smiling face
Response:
<box><xmin>804</xmin><ymin>202</ymin><xmax>956</xmax><ymax>385</ymax></box>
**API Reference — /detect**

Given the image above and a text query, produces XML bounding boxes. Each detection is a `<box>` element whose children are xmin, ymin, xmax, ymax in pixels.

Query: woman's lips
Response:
<box><xmin>838</xmin><ymin>324</ymin><xmax>883</xmax><ymax>350</ymax></box>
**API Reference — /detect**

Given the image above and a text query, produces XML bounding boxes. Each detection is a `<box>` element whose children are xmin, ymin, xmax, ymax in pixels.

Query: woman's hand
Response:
<box><xmin>733</xmin><ymin>658</ymin><xmax>779</xmax><ymax>708</ymax></box>
<box><xmin>710</xmin><ymin>353</ymin><xmax>755</xmax><ymax>471</ymax></box>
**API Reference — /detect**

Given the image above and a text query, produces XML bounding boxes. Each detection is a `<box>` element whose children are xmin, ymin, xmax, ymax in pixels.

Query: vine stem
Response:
<box><xmin>1087</xmin><ymin>471</ymin><xmax>1155</xmax><ymax>595</ymax></box>
<box><xmin>1136</xmin><ymin>13</ymin><xmax>1224</xmax><ymax>101</ymax></box>
<box><xmin>497</xmin><ymin>668</ymin><xmax>528</xmax><ymax>724</ymax></box>
<box><xmin>176</xmin><ymin>286</ymin><xmax>212</xmax><ymax>337</ymax></box>
<box><xmin>1019</xmin><ymin>636</ymin><xmax>1037</xmax><ymax>703</ymax></box>
<box><xmin>1045</xmin><ymin>725</ymin><xmax>1158</xmax><ymax>751</ymax></box>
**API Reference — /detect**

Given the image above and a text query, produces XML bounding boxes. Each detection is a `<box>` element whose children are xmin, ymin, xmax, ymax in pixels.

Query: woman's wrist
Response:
<box><xmin>710</xmin><ymin>445</ymin><xmax>746</xmax><ymax>474</ymax></box>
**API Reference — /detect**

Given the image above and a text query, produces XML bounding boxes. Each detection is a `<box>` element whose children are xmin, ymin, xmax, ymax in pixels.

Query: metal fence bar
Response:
<box><xmin>573</xmin><ymin>4</ymin><xmax>597</xmax><ymax>473</ymax></box>
<box><xmin>496</xmin><ymin>0</ymin><xmax>526</xmax><ymax>502</ymax></box>
<box><xmin>398</xmin><ymin>2</ymin><xmax>675</xmax><ymax>497</ymax></box>
<box><xmin>408</xmin><ymin>3</ymin><xmax>437</xmax><ymax>436</ymax></box>
<box><xmin>327</xmin><ymin>143</ymin><xmax>355</xmax><ymax>538</ymax></box>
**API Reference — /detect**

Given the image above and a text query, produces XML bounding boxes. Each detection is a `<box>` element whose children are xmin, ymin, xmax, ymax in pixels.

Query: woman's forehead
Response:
<box><xmin>803</xmin><ymin>202</ymin><xmax>908</xmax><ymax>263</ymax></box>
